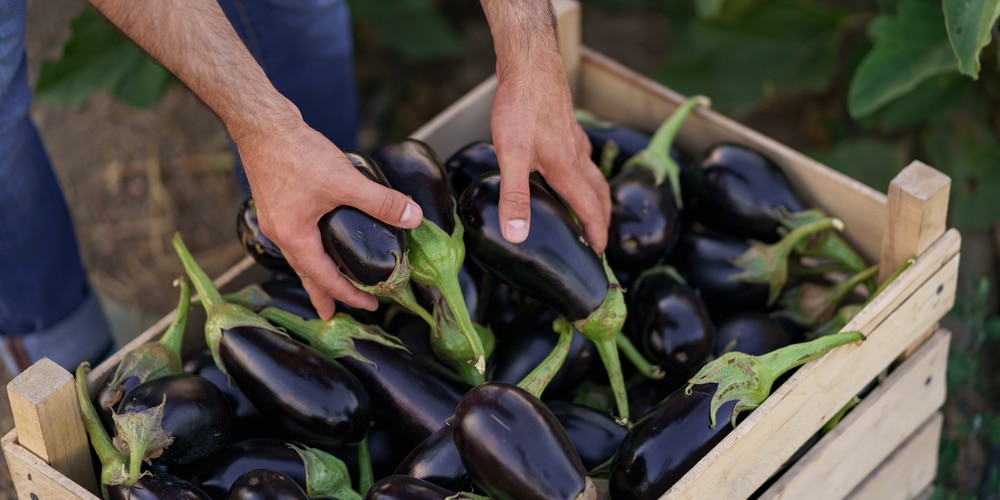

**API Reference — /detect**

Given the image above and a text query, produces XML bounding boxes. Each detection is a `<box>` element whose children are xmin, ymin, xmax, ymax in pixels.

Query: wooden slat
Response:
<box><xmin>410</xmin><ymin>76</ymin><xmax>496</xmax><ymax>160</ymax></box>
<box><xmin>761</xmin><ymin>329</ymin><xmax>950</xmax><ymax>498</ymax></box>
<box><xmin>878</xmin><ymin>162</ymin><xmax>952</xmax><ymax>284</ymax></box>
<box><xmin>848</xmin><ymin>412</ymin><xmax>944</xmax><ymax>500</ymax></box>
<box><xmin>3</xmin><ymin>431</ymin><xmax>99</xmax><ymax>500</ymax></box>
<box><xmin>663</xmin><ymin>231</ymin><xmax>959</xmax><ymax>499</ymax></box>
<box><xmin>6</xmin><ymin>359</ymin><xmax>97</xmax><ymax>495</ymax></box>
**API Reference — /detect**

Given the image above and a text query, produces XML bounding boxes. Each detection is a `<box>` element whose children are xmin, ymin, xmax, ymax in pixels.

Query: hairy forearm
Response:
<box><xmin>86</xmin><ymin>0</ymin><xmax>298</xmax><ymax>140</ymax></box>
<box><xmin>480</xmin><ymin>0</ymin><xmax>560</xmax><ymax>79</ymax></box>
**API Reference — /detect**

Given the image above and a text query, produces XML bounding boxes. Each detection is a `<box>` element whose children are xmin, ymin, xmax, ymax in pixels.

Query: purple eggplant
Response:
<box><xmin>237</xmin><ymin>196</ymin><xmax>294</xmax><ymax>275</ymax></box>
<box><xmin>669</xmin><ymin>229</ymin><xmax>770</xmax><ymax>320</ymax></box>
<box><xmin>625</xmin><ymin>266</ymin><xmax>715</xmax><ymax>376</ymax></box>
<box><xmin>712</xmin><ymin>311</ymin><xmax>798</xmax><ymax>357</ymax></box>
<box><xmin>365</xmin><ymin>475</ymin><xmax>457</xmax><ymax>500</ymax></box>
<box><xmin>393</xmin><ymin>423</ymin><xmax>471</xmax><ymax>493</ymax></box>
<box><xmin>443</xmin><ymin>141</ymin><xmax>500</xmax><ymax>198</ymax></box>
<box><xmin>227</xmin><ymin>469</ymin><xmax>308</xmax><ymax>500</ymax></box>
<box><xmin>452</xmin><ymin>382</ymin><xmax>596</xmax><ymax>500</ymax></box>
<box><xmin>183</xmin><ymin>349</ymin><xmax>266</xmax><ymax>440</ymax></box>
<box><xmin>105</xmin><ymin>471</ymin><xmax>212</xmax><ymax>500</ymax></box>
<box><xmin>547</xmin><ymin>401</ymin><xmax>627</xmax><ymax>471</ymax></box>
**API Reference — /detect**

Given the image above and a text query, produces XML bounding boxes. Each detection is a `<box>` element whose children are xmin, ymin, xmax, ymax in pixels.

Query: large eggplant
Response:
<box><xmin>452</xmin><ymin>382</ymin><xmax>596</xmax><ymax>500</ymax></box>
<box><xmin>365</xmin><ymin>475</ymin><xmax>457</xmax><ymax>500</ymax></box>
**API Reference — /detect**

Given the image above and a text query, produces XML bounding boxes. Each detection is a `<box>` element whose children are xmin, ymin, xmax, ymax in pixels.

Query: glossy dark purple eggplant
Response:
<box><xmin>188</xmin><ymin>439</ymin><xmax>309</xmax><ymax>498</ymax></box>
<box><xmin>577</xmin><ymin>109</ymin><xmax>653</xmax><ymax>176</ymax></box>
<box><xmin>547</xmin><ymin>401</ymin><xmax>627</xmax><ymax>471</ymax></box>
<box><xmin>117</xmin><ymin>372</ymin><xmax>233</xmax><ymax>465</ymax></box>
<box><xmin>393</xmin><ymin>423</ymin><xmax>471</xmax><ymax>492</ymax></box>
<box><xmin>712</xmin><ymin>311</ymin><xmax>797</xmax><ymax>357</ymax></box>
<box><xmin>227</xmin><ymin>469</ymin><xmax>309</xmax><ymax>500</ymax></box>
<box><xmin>105</xmin><ymin>470</ymin><xmax>212</xmax><ymax>500</ymax></box>
<box><xmin>443</xmin><ymin>141</ymin><xmax>500</xmax><ymax>198</ymax></box>
<box><xmin>607</xmin><ymin>166</ymin><xmax>683</xmax><ymax>273</ymax></box>
<box><xmin>319</xmin><ymin>149</ymin><xmax>408</xmax><ymax>287</ymax></box>
<box><xmin>626</xmin><ymin>267</ymin><xmax>715</xmax><ymax>376</ymax></box>
<box><xmin>371</xmin><ymin>139</ymin><xmax>454</xmax><ymax>232</ymax></box>
<box><xmin>183</xmin><ymin>350</ymin><xmax>265</xmax><ymax>439</ymax></box>
<box><xmin>365</xmin><ymin>475</ymin><xmax>457</xmax><ymax>500</ymax></box>
<box><xmin>668</xmin><ymin>229</ymin><xmax>770</xmax><ymax>320</ymax></box>
<box><xmin>626</xmin><ymin>372</ymin><xmax>687</xmax><ymax>421</ymax></box>
<box><xmin>452</xmin><ymin>382</ymin><xmax>596</xmax><ymax>500</ymax></box>
<box><xmin>237</xmin><ymin>196</ymin><xmax>294</xmax><ymax>275</ymax></box>
<box><xmin>489</xmin><ymin>302</ymin><xmax>597</xmax><ymax>401</ymax></box>
<box><xmin>219</xmin><ymin>326</ymin><xmax>371</xmax><ymax>445</ymax></box>
<box><xmin>609</xmin><ymin>384</ymin><xmax>739</xmax><ymax>499</ymax></box>
<box><xmin>686</xmin><ymin>142</ymin><xmax>805</xmax><ymax>243</ymax></box>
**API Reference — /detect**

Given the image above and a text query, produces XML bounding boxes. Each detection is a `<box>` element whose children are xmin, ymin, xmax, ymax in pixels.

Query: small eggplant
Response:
<box><xmin>546</xmin><ymin>401</ymin><xmax>627</xmax><ymax>472</ymax></box>
<box><xmin>227</xmin><ymin>469</ymin><xmax>308</xmax><ymax>500</ymax></box>
<box><xmin>604</xmin><ymin>97</ymin><xmax>707</xmax><ymax>273</ymax></box>
<box><xmin>105</xmin><ymin>471</ymin><xmax>212</xmax><ymax>500</ymax></box>
<box><xmin>318</xmin><ymin>149</ymin><xmax>411</xmax><ymax>294</ymax></box>
<box><xmin>365</xmin><ymin>475</ymin><xmax>457</xmax><ymax>500</ymax></box>
<box><xmin>669</xmin><ymin>229</ymin><xmax>770</xmax><ymax>320</ymax></box>
<box><xmin>625</xmin><ymin>266</ymin><xmax>715</xmax><ymax>376</ymax></box>
<box><xmin>116</xmin><ymin>372</ymin><xmax>233</xmax><ymax>465</ymax></box>
<box><xmin>237</xmin><ymin>196</ymin><xmax>294</xmax><ymax>275</ymax></box>
<box><xmin>393</xmin><ymin>423</ymin><xmax>471</xmax><ymax>493</ymax></box>
<box><xmin>443</xmin><ymin>141</ymin><xmax>499</xmax><ymax>198</ymax></box>
<box><xmin>453</xmin><ymin>382</ymin><xmax>596</xmax><ymax>500</ymax></box>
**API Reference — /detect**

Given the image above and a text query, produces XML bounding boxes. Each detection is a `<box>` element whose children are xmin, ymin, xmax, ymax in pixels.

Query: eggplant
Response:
<box><xmin>669</xmin><ymin>229</ymin><xmax>770</xmax><ymax>320</ymax></box>
<box><xmin>604</xmin><ymin>97</ymin><xmax>707</xmax><ymax>273</ymax></box>
<box><xmin>489</xmin><ymin>302</ymin><xmax>597</xmax><ymax>401</ymax></box>
<box><xmin>227</xmin><ymin>469</ymin><xmax>308</xmax><ymax>500</ymax></box>
<box><xmin>183</xmin><ymin>349</ymin><xmax>265</xmax><ymax>440</ymax></box>
<box><xmin>625</xmin><ymin>372</ymin><xmax>687</xmax><ymax>422</ymax></box>
<box><xmin>261</xmin><ymin>308</ymin><xmax>470</xmax><ymax>445</ymax></box>
<box><xmin>459</xmin><ymin>171</ymin><xmax>653</xmax><ymax>422</ymax></box>
<box><xmin>370</xmin><ymin>138</ymin><xmax>488</xmax><ymax>382</ymax></box>
<box><xmin>105</xmin><ymin>471</ymin><xmax>212</xmax><ymax>500</ymax></box>
<box><xmin>547</xmin><ymin>401</ymin><xmax>627</xmax><ymax>472</ymax></box>
<box><xmin>237</xmin><ymin>196</ymin><xmax>294</xmax><ymax>275</ymax></box>
<box><xmin>365</xmin><ymin>475</ymin><xmax>457</xmax><ymax>500</ymax></box>
<box><xmin>393</xmin><ymin>423</ymin><xmax>471</xmax><ymax>493</ymax></box>
<box><xmin>116</xmin><ymin>372</ymin><xmax>233</xmax><ymax>465</ymax></box>
<box><xmin>318</xmin><ymin>149</ymin><xmax>410</xmax><ymax>291</ymax></box>
<box><xmin>443</xmin><ymin>141</ymin><xmax>500</xmax><ymax>197</ymax></box>
<box><xmin>576</xmin><ymin>109</ymin><xmax>654</xmax><ymax>176</ymax></box>
<box><xmin>219</xmin><ymin>278</ymin><xmax>319</xmax><ymax>320</ymax></box>
<box><xmin>713</xmin><ymin>311</ymin><xmax>798</xmax><ymax>357</ymax></box>
<box><xmin>625</xmin><ymin>266</ymin><xmax>715</xmax><ymax>376</ymax></box>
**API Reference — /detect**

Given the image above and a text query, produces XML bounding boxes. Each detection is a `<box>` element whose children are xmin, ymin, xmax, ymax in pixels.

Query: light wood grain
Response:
<box><xmin>878</xmin><ymin>161</ymin><xmax>951</xmax><ymax>284</ymax></box>
<box><xmin>848</xmin><ymin>412</ymin><xmax>943</xmax><ymax>500</ymax></box>
<box><xmin>5</xmin><ymin>359</ymin><xmax>97</xmax><ymax>495</ymax></box>
<box><xmin>761</xmin><ymin>329</ymin><xmax>950</xmax><ymax>499</ymax></box>
<box><xmin>3</xmin><ymin>431</ymin><xmax>99</xmax><ymax>500</ymax></box>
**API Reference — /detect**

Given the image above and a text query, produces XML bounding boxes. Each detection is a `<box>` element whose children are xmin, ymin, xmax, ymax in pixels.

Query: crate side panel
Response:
<box><xmin>4</xmin><ymin>432</ymin><xmax>97</xmax><ymax>500</ymax></box>
<box><xmin>847</xmin><ymin>412</ymin><xmax>943</xmax><ymax>500</ymax></box>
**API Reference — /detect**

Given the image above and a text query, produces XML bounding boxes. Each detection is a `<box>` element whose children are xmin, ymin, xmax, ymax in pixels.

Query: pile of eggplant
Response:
<box><xmin>75</xmin><ymin>96</ymin><xmax>895</xmax><ymax>499</ymax></box>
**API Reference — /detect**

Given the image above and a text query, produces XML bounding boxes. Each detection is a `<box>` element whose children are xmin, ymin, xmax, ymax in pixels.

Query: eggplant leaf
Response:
<box><xmin>943</xmin><ymin>0</ymin><xmax>1000</xmax><ymax>78</ymax></box>
<box><xmin>847</xmin><ymin>0</ymin><xmax>958</xmax><ymax>118</ymax></box>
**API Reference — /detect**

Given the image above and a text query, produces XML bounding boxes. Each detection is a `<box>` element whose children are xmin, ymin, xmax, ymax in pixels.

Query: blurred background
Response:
<box><xmin>4</xmin><ymin>0</ymin><xmax>998</xmax><ymax>497</ymax></box>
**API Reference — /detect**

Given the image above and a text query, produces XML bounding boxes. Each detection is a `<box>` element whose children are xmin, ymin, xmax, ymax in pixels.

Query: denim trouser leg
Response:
<box><xmin>215</xmin><ymin>0</ymin><xmax>360</xmax><ymax>197</ymax></box>
<box><xmin>0</xmin><ymin>0</ymin><xmax>113</xmax><ymax>374</ymax></box>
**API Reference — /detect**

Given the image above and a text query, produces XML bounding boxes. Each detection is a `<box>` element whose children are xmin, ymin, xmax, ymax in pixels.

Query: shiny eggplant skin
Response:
<box><xmin>453</xmin><ymin>382</ymin><xmax>592</xmax><ymax>500</ymax></box>
<box><xmin>609</xmin><ymin>384</ymin><xmax>740</xmax><ymax>500</ymax></box>
<box><xmin>336</xmin><ymin>337</ymin><xmax>470</xmax><ymax>445</ymax></box>
<box><xmin>459</xmin><ymin>172</ymin><xmax>607</xmax><ymax>321</ymax></box>
<box><xmin>117</xmin><ymin>372</ymin><xmax>233</xmax><ymax>465</ymax></box>
<box><xmin>489</xmin><ymin>302</ymin><xmax>596</xmax><ymax>401</ymax></box>
<box><xmin>105</xmin><ymin>470</ymin><xmax>211</xmax><ymax>500</ymax></box>
<box><xmin>237</xmin><ymin>196</ymin><xmax>294</xmax><ymax>275</ymax></box>
<box><xmin>227</xmin><ymin>469</ymin><xmax>309</xmax><ymax>500</ymax></box>
<box><xmin>184</xmin><ymin>350</ymin><xmax>266</xmax><ymax>440</ymax></box>
<box><xmin>365</xmin><ymin>475</ymin><xmax>457</xmax><ymax>500</ymax></box>
<box><xmin>219</xmin><ymin>326</ymin><xmax>371</xmax><ymax>445</ymax></box>
<box><xmin>686</xmin><ymin>143</ymin><xmax>804</xmax><ymax>242</ymax></box>
<box><xmin>371</xmin><ymin>139</ymin><xmax>454</xmax><ymax>232</ymax></box>
<box><xmin>626</xmin><ymin>372</ymin><xmax>687</xmax><ymax>422</ymax></box>
<box><xmin>626</xmin><ymin>268</ymin><xmax>715</xmax><ymax>376</ymax></box>
<box><xmin>188</xmin><ymin>438</ymin><xmax>308</xmax><ymax>499</ymax></box>
<box><xmin>318</xmin><ymin>149</ymin><xmax>408</xmax><ymax>286</ymax></box>
<box><xmin>547</xmin><ymin>401</ymin><xmax>627</xmax><ymax>471</ymax></box>
<box><xmin>582</xmin><ymin>121</ymin><xmax>652</xmax><ymax>176</ymax></box>
<box><xmin>393</xmin><ymin>423</ymin><xmax>471</xmax><ymax>492</ymax></box>
<box><xmin>668</xmin><ymin>229</ymin><xmax>770</xmax><ymax>321</ymax></box>
<box><xmin>712</xmin><ymin>311</ymin><xmax>797</xmax><ymax>357</ymax></box>
<box><xmin>606</xmin><ymin>166</ymin><xmax>683</xmax><ymax>273</ymax></box>
<box><xmin>444</xmin><ymin>141</ymin><xmax>500</xmax><ymax>198</ymax></box>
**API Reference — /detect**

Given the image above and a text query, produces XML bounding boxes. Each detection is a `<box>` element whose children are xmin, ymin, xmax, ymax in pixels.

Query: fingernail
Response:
<box><xmin>401</xmin><ymin>202</ymin><xmax>422</xmax><ymax>227</ymax></box>
<box><xmin>505</xmin><ymin>219</ymin><xmax>528</xmax><ymax>243</ymax></box>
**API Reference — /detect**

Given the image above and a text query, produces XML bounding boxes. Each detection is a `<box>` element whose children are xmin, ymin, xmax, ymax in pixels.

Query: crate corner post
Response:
<box><xmin>878</xmin><ymin>160</ymin><xmax>952</xmax><ymax>284</ymax></box>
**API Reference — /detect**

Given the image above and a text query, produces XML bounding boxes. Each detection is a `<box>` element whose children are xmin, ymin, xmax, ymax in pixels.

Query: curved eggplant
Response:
<box><xmin>669</xmin><ymin>229</ymin><xmax>770</xmax><ymax>320</ymax></box>
<box><xmin>685</xmin><ymin>142</ymin><xmax>804</xmax><ymax>243</ymax></box>
<box><xmin>393</xmin><ymin>423</ymin><xmax>471</xmax><ymax>493</ymax></box>
<box><xmin>452</xmin><ymin>382</ymin><xmax>596</xmax><ymax>500</ymax></box>
<box><xmin>547</xmin><ymin>401</ymin><xmax>627</xmax><ymax>471</ymax></box>
<box><xmin>218</xmin><ymin>325</ymin><xmax>371</xmax><ymax>445</ymax></box>
<box><xmin>116</xmin><ymin>372</ymin><xmax>233</xmax><ymax>465</ymax></box>
<box><xmin>237</xmin><ymin>196</ymin><xmax>294</xmax><ymax>275</ymax></box>
<box><xmin>319</xmin><ymin>149</ymin><xmax>409</xmax><ymax>288</ymax></box>
<box><xmin>227</xmin><ymin>469</ymin><xmax>309</xmax><ymax>500</ymax></box>
<box><xmin>443</xmin><ymin>141</ymin><xmax>499</xmax><ymax>197</ymax></box>
<box><xmin>626</xmin><ymin>266</ymin><xmax>715</xmax><ymax>376</ymax></box>
<box><xmin>105</xmin><ymin>471</ymin><xmax>212</xmax><ymax>500</ymax></box>
<box><xmin>365</xmin><ymin>475</ymin><xmax>457</xmax><ymax>500</ymax></box>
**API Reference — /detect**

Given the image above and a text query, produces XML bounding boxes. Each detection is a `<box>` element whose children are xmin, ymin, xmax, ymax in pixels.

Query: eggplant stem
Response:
<box><xmin>357</xmin><ymin>434</ymin><xmax>374</xmax><ymax>494</ymax></box>
<box><xmin>516</xmin><ymin>318</ymin><xmax>575</xmax><ymax>399</ymax></box>
<box><xmin>158</xmin><ymin>278</ymin><xmax>191</xmax><ymax>357</ymax></box>
<box><xmin>75</xmin><ymin>363</ymin><xmax>131</xmax><ymax>488</ymax></box>
<box><xmin>616</xmin><ymin>335</ymin><xmax>664</xmax><ymax>380</ymax></box>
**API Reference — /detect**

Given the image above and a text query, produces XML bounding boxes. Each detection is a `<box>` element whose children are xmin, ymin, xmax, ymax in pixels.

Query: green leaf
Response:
<box><xmin>655</xmin><ymin>1</ymin><xmax>847</xmax><ymax>115</ymax></box>
<box><xmin>923</xmin><ymin>111</ymin><xmax>1000</xmax><ymax>229</ymax></box>
<box><xmin>35</xmin><ymin>9</ymin><xmax>171</xmax><ymax>108</ymax></box>
<box><xmin>847</xmin><ymin>0</ymin><xmax>959</xmax><ymax>118</ymax></box>
<box><xmin>696</xmin><ymin>0</ymin><xmax>726</xmax><ymax>18</ymax></box>
<box><xmin>859</xmin><ymin>72</ymin><xmax>970</xmax><ymax>131</ymax></box>
<box><xmin>808</xmin><ymin>137</ymin><xmax>902</xmax><ymax>192</ymax></box>
<box><xmin>943</xmin><ymin>0</ymin><xmax>1000</xmax><ymax>78</ymax></box>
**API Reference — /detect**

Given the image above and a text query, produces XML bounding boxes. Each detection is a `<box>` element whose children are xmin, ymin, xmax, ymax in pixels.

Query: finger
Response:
<box><xmin>546</xmin><ymin>156</ymin><xmax>611</xmax><ymax>253</ymax></box>
<box><xmin>494</xmin><ymin>142</ymin><xmax>534</xmax><ymax>244</ymax></box>
<box><xmin>337</xmin><ymin>173</ymin><xmax>423</xmax><ymax>229</ymax></box>
<box><xmin>280</xmin><ymin>228</ymin><xmax>379</xmax><ymax>315</ymax></box>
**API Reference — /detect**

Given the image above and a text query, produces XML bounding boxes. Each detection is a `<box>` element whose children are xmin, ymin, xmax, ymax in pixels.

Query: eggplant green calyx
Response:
<box><xmin>777</xmin><ymin>263</ymin><xmax>879</xmax><ymax>328</ymax></box>
<box><xmin>408</xmin><ymin>215</ymin><xmax>486</xmax><ymax>376</ymax></box>
<box><xmin>686</xmin><ymin>330</ymin><xmax>865</xmax><ymax>428</ymax></box>
<box><xmin>621</xmin><ymin>95</ymin><xmax>710</xmax><ymax>207</ymax></box>
<box><xmin>290</xmin><ymin>443</ymin><xmax>363</xmax><ymax>500</ymax></box>
<box><xmin>171</xmin><ymin>232</ymin><xmax>284</xmax><ymax>377</ymax></box>
<box><xmin>343</xmin><ymin>249</ymin><xmax>415</xmax><ymax>304</ymax></box>
<box><xmin>778</xmin><ymin>207</ymin><xmax>870</xmax><ymax>283</ymax></box>
<box><xmin>112</xmin><ymin>395</ymin><xmax>174</xmax><ymax>485</ymax></box>
<box><xmin>260</xmin><ymin>307</ymin><xmax>408</xmax><ymax>366</ymax></box>
<box><xmin>104</xmin><ymin>278</ymin><xmax>190</xmax><ymax>409</ymax></box>
<box><xmin>730</xmin><ymin>217</ymin><xmax>845</xmax><ymax>306</ymax></box>
<box><xmin>811</xmin><ymin>258</ymin><xmax>914</xmax><ymax>338</ymax></box>
<box><xmin>75</xmin><ymin>362</ymin><xmax>131</xmax><ymax>488</ymax></box>
<box><xmin>517</xmin><ymin>318</ymin><xmax>576</xmax><ymax>399</ymax></box>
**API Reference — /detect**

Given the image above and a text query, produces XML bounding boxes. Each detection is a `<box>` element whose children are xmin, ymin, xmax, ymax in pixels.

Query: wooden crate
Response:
<box><xmin>2</xmin><ymin>1</ymin><xmax>959</xmax><ymax>498</ymax></box>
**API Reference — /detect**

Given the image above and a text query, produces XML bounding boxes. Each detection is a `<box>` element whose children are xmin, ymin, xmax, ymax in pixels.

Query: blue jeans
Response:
<box><xmin>0</xmin><ymin>0</ymin><xmax>358</xmax><ymax>374</ymax></box>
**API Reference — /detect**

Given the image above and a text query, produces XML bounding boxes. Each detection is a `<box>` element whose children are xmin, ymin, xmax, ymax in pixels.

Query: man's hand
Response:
<box><xmin>481</xmin><ymin>0</ymin><xmax>611</xmax><ymax>253</ymax></box>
